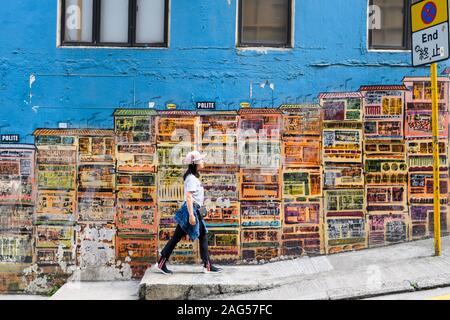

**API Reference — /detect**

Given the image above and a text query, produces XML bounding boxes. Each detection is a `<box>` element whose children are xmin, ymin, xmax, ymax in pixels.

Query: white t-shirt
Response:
<box><xmin>184</xmin><ymin>174</ymin><xmax>205</xmax><ymax>207</ymax></box>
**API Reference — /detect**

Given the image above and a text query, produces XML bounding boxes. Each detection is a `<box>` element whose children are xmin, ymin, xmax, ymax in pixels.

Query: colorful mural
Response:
<box><xmin>237</xmin><ymin>108</ymin><xmax>282</xmax><ymax>261</ymax></box>
<box><xmin>360</xmin><ymin>85</ymin><xmax>409</xmax><ymax>247</ymax></box>
<box><xmin>1</xmin><ymin>76</ymin><xmax>450</xmax><ymax>294</ymax></box>
<box><xmin>404</xmin><ymin>77</ymin><xmax>450</xmax><ymax>240</ymax></box>
<box><xmin>280</xmin><ymin>104</ymin><xmax>323</xmax><ymax>256</ymax></box>
<box><xmin>114</xmin><ymin>109</ymin><xmax>158</xmax><ymax>278</ymax></box>
<box><xmin>319</xmin><ymin>92</ymin><xmax>366</xmax><ymax>254</ymax></box>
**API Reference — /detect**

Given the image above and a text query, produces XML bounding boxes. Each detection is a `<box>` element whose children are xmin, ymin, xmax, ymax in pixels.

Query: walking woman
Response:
<box><xmin>154</xmin><ymin>151</ymin><xmax>223</xmax><ymax>274</ymax></box>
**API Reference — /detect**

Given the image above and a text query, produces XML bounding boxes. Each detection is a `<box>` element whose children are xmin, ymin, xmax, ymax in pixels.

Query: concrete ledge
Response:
<box><xmin>139</xmin><ymin>237</ymin><xmax>450</xmax><ymax>300</ymax></box>
<box><xmin>139</xmin><ymin>266</ymin><xmax>280</xmax><ymax>300</ymax></box>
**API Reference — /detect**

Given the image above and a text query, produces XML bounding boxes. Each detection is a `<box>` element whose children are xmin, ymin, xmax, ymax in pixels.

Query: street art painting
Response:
<box><xmin>77</xmin><ymin>192</ymin><xmax>115</xmax><ymax>222</ymax></box>
<box><xmin>280</xmin><ymin>104</ymin><xmax>322</xmax><ymax>136</ymax></box>
<box><xmin>201</xmin><ymin>166</ymin><xmax>240</xmax><ymax>262</ymax></box>
<box><xmin>237</xmin><ymin>108</ymin><xmax>282</xmax><ymax>261</ymax></box>
<box><xmin>199</xmin><ymin>111</ymin><xmax>239</xmax><ymax>166</ymax></box>
<box><xmin>157</xmin><ymin>111</ymin><xmax>198</xmax><ymax>146</ymax></box>
<box><xmin>240</xmin><ymin>201</ymin><xmax>281</xmax><ymax>229</ymax></box>
<box><xmin>240</xmin><ymin>168</ymin><xmax>281</xmax><ymax>201</ymax></box>
<box><xmin>320</xmin><ymin>92</ymin><xmax>366</xmax><ymax>254</ymax></box>
<box><xmin>0</xmin><ymin>145</ymin><xmax>35</xmax><ymax>269</ymax></box>
<box><xmin>404</xmin><ymin>77</ymin><xmax>450</xmax><ymax>139</ymax></box>
<box><xmin>2</xmin><ymin>76</ymin><xmax>450</xmax><ymax>294</ymax></box>
<box><xmin>360</xmin><ymin>85</ymin><xmax>406</xmax><ymax>140</ymax></box>
<box><xmin>0</xmin><ymin>145</ymin><xmax>35</xmax><ymax>259</ymax></box>
<box><xmin>116</xmin><ymin>233</ymin><xmax>157</xmax><ymax>277</ymax></box>
<box><xmin>198</xmin><ymin>112</ymin><xmax>241</xmax><ymax>263</ymax></box>
<box><xmin>407</xmin><ymin>140</ymin><xmax>448</xmax><ymax>168</ymax></box>
<box><xmin>282</xmin><ymin>168</ymin><xmax>321</xmax><ymax>201</ymax></box>
<box><xmin>404</xmin><ymin>77</ymin><xmax>450</xmax><ymax>242</ymax></box>
<box><xmin>33</xmin><ymin>130</ymin><xmax>78</xmax><ymax>268</ymax></box>
<box><xmin>280</xmin><ymin>104</ymin><xmax>324</xmax><ymax>255</ymax></box>
<box><xmin>322</xmin><ymin>129</ymin><xmax>363</xmax><ymax>163</ymax></box>
<box><xmin>114</xmin><ymin>110</ymin><xmax>159</xmax><ymax>277</ymax></box>
<box><xmin>241</xmin><ymin>228</ymin><xmax>281</xmax><ymax>261</ymax></box>
<box><xmin>364</xmin><ymin>140</ymin><xmax>406</xmax><ymax>158</ymax></box>
<box><xmin>34</xmin><ymin>225</ymin><xmax>75</xmax><ymax>265</ymax></box>
<box><xmin>367</xmin><ymin>214</ymin><xmax>408</xmax><ymax>246</ymax></box>
<box><xmin>282</xmin><ymin>202</ymin><xmax>322</xmax><ymax>255</ymax></box>
<box><xmin>325</xmin><ymin>217</ymin><xmax>366</xmax><ymax>254</ymax></box>
<box><xmin>114</xmin><ymin>109</ymin><xmax>157</xmax><ymax>172</ymax></box>
<box><xmin>238</xmin><ymin>108</ymin><xmax>281</xmax><ymax>168</ymax></box>
<box><xmin>323</xmin><ymin>163</ymin><xmax>364</xmax><ymax>189</ymax></box>
<box><xmin>281</xmin><ymin>136</ymin><xmax>321</xmax><ymax>167</ymax></box>
<box><xmin>206</xmin><ymin>228</ymin><xmax>240</xmax><ymax>263</ymax></box>
<box><xmin>410</xmin><ymin>205</ymin><xmax>448</xmax><ymax>240</ymax></box>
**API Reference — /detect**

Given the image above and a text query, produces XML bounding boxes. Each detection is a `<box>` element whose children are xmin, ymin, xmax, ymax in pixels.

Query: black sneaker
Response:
<box><xmin>203</xmin><ymin>262</ymin><xmax>222</xmax><ymax>273</ymax></box>
<box><xmin>154</xmin><ymin>258</ymin><xmax>173</xmax><ymax>275</ymax></box>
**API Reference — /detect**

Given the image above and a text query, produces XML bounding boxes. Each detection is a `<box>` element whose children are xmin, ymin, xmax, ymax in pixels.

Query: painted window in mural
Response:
<box><xmin>412</xmin><ymin>82</ymin><xmax>445</xmax><ymax>101</ymax></box>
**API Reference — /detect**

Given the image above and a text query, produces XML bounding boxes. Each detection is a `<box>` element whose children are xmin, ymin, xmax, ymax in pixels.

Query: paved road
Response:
<box><xmin>365</xmin><ymin>287</ymin><xmax>450</xmax><ymax>300</ymax></box>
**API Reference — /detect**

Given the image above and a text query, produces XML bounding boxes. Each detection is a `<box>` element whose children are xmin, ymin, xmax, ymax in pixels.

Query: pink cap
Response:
<box><xmin>184</xmin><ymin>151</ymin><xmax>207</xmax><ymax>164</ymax></box>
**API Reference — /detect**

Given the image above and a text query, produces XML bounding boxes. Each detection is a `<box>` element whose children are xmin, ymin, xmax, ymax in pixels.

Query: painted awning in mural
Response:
<box><xmin>33</xmin><ymin>129</ymin><xmax>115</xmax><ymax>136</ymax></box>
<box><xmin>113</xmin><ymin>109</ymin><xmax>158</xmax><ymax>117</ymax></box>
<box><xmin>317</xmin><ymin>92</ymin><xmax>363</xmax><ymax>99</ymax></box>
<box><xmin>238</xmin><ymin>108</ymin><xmax>282</xmax><ymax>115</ymax></box>
<box><xmin>359</xmin><ymin>85</ymin><xmax>408</xmax><ymax>92</ymax></box>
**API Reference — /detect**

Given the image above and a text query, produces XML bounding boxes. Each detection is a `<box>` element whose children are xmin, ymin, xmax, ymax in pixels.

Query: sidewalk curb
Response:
<box><xmin>139</xmin><ymin>281</ymin><xmax>280</xmax><ymax>300</ymax></box>
<box><xmin>139</xmin><ymin>267</ymin><xmax>450</xmax><ymax>300</ymax></box>
<box><xmin>139</xmin><ymin>237</ymin><xmax>450</xmax><ymax>300</ymax></box>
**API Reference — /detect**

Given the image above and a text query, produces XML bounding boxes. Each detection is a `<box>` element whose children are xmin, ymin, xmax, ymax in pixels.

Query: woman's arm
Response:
<box><xmin>186</xmin><ymin>191</ymin><xmax>196</xmax><ymax>226</ymax></box>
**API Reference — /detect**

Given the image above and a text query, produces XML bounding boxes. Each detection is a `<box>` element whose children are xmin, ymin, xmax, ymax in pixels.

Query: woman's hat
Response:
<box><xmin>184</xmin><ymin>150</ymin><xmax>207</xmax><ymax>164</ymax></box>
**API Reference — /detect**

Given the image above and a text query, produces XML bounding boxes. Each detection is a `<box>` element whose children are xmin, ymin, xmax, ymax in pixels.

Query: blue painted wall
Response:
<box><xmin>0</xmin><ymin>0</ymin><xmax>447</xmax><ymax>143</ymax></box>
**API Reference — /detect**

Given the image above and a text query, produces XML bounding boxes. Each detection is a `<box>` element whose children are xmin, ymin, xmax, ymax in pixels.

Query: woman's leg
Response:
<box><xmin>198</xmin><ymin>221</ymin><xmax>210</xmax><ymax>265</ymax></box>
<box><xmin>159</xmin><ymin>224</ymin><xmax>186</xmax><ymax>263</ymax></box>
<box><xmin>198</xmin><ymin>219</ymin><xmax>223</xmax><ymax>273</ymax></box>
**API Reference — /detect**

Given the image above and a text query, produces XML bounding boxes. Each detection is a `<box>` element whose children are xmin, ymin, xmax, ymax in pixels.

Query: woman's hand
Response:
<box><xmin>189</xmin><ymin>213</ymin><xmax>196</xmax><ymax>226</ymax></box>
<box><xmin>186</xmin><ymin>191</ymin><xmax>196</xmax><ymax>226</ymax></box>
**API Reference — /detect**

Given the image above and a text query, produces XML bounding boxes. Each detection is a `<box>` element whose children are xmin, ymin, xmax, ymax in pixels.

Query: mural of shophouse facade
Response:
<box><xmin>403</xmin><ymin>77</ymin><xmax>450</xmax><ymax>240</ymax></box>
<box><xmin>319</xmin><ymin>92</ymin><xmax>366</xmax><ymax>254</ymax></box>
<box><xmin>0</xmin><ymin>144</ymin><xmax>35</xmax><ymax>292</ymax></box>
<box><xmin>199</xmin><ymin>111</ymin><xmax>241</xmax><ymax>263</ymax></box>
<box><xmin>359</xmin><ymin>85</ymin><xmax>409</xmax><ymax>247</ymax></box>
<box><xmin>3</xmin><ymin>76</ymin><xmax>450</xmax><ymax>293</ymax></box>
<box><xmin>33</xmin><ymin>129</ymin><xmax>78</xmax><ymax>271</ymax></box>
<box><xmin>279</xmin><ymin>104</ymin><xmax>323</xmax><ymax>256</ymax></box>
<box><xmin>157</xmin><ymin>110</ymin><xmax>198</xmax><ymax>265</ymax></box>
<box><xmin>114</xmin><ymin>109</ymin><xmax>158</xmax><ymax>278</ymax></box>
<box><xmin>238</xmin><ymin>108</ymin><xmax>282</xmax><ymax>262</ymax></box>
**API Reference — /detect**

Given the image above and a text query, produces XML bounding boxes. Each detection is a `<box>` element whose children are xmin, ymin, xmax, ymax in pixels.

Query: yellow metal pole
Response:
<box><xmin>431</xmin><ymin>62</ymin><xmax>441</xmax><ymax>257</ymax></box>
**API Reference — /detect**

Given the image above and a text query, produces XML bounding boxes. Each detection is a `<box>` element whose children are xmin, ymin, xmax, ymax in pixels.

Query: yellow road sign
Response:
<box><xmin>412</xmin><ymin>0</ymin><xmax>449</xmax><ymax>32</ymax></box>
